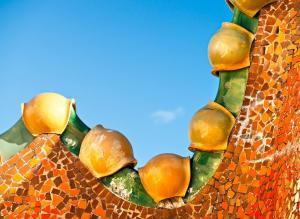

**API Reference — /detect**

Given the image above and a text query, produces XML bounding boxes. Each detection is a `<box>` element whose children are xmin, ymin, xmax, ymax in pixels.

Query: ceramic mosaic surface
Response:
<box><xmin>0</xmin><ymin>0</ymin><xmax>299</xmax><ymax>218</ymax></box>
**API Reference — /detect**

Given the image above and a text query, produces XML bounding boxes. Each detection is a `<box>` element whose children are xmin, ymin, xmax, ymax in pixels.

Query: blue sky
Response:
<box><xmin>0</xmin><ymin>0</ymin><xmax>232</xmax><ymax>166</ymax></box>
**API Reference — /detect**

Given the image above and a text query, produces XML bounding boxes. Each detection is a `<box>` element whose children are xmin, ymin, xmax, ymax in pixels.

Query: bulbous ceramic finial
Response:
<box><xmin>208</xmin><ymin>22</ymin><xmax>254</xmax><ymax>75</ymax></box>
<box><xmin>139</xmin><ymin>153</ymin><xmax>190</xmax><ymax>203</ymax></box>
<box><xmin>22</xmin><ymin>92</ymin><xmax>75</xmax><ymax>136</ymax></box>
<box><xmin>189</xmin><ymin>102</ymin><xmax>235</xmax><ymax>151</ymax></box>
<box><xmin>79</xmin><ymin>125</ymin><xmax>137</xmax><ymax>178</ymax></box>
<box><xmin>228</xmin><ymin>0</ymin><xmax>278</xmax><ymax>17</ymax></box>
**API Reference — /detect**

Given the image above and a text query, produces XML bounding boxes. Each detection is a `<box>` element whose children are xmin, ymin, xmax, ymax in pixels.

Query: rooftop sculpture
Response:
<box><xmin>0</xmin><ymin>0</ymin><xmax>299</xmax><ymax>218</ymax></box>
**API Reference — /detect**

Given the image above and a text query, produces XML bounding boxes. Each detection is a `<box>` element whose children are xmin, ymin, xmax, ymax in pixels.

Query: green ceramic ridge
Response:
<box><xmin>215</xmin><ymin>68</ymin><xmax>249</xmax><ymax>116</ymax></box>
<box><xmin>100</xmin><ymin>168</ymin><xmax>156</xmax><ymax>207</ymax></box>
<box><xmin>61</xmin><ymin>107</ymin><xmax>91</xmax><ymax>155</ymax></box>
<box><xmin>184</xmin><ymin>151</ymin><xmax>224</xmax><ymax>201</ymax></box>
<box><xmin>0</xmin><ymin>118</ymin><xmax>34</xmax><ymax>162</ymax></box>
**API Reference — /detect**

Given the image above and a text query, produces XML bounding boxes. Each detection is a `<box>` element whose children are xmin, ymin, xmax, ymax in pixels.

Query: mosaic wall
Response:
<box><xmin>0</xmin><ymin>0</ymin><xmax>299</xmax><ymax>218</ymax></box>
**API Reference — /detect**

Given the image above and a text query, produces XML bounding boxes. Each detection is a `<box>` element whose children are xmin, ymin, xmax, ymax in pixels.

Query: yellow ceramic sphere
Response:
<box><xmin>189</xmin><ymin>102</ymin><xmax>235</xmax><ymax>151</ymax></box>
<box><xmin>139</xmin><ymin>153</ymin><xmax>190</xmax><ymax>203</ymax></box>
<box><xmin>208</xmin><ymin>22</ymin><xmax>254</xmax><ymax>75</ymax></box>
<box><xmin>79</xmin><ymin>125</ymin><xmax>137</xmax><ymax>178</ymax></box>
<box><xmin>228</xmin><ymin>0</ymin><xmax>278</xmax><ymax>18</ymax></box>
<box><xmin>22</xmin><ymin>92</ymin><xmax>74</xmax><ymax>136</ymax></box>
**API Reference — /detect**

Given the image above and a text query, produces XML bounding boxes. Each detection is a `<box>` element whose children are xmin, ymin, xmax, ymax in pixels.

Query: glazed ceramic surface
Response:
<box><xmin>0</xmin><ymin>0</ymin><xmax>299</xmax><ymax>218</ymax></box>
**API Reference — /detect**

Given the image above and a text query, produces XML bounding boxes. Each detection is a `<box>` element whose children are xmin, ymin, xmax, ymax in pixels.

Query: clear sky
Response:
<box><xmin>0</xmin><ymin>0</ymin><xmax>232</xmax><ymax>166</ymax></box>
